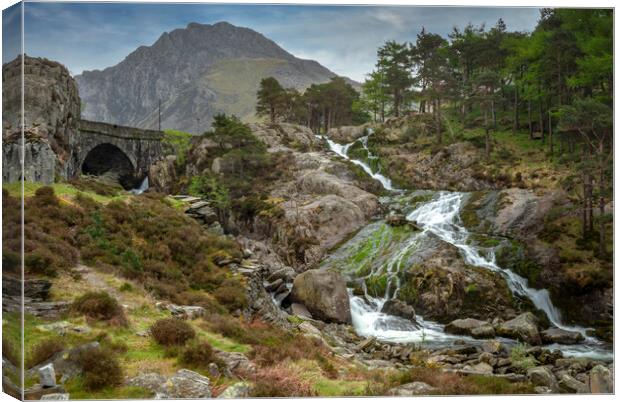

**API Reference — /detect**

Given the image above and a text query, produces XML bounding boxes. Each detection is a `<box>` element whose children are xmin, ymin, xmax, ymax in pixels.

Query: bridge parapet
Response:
<box><xmin>77</xmin><ymin>119</ymin><xmax>164</xmax><ymax>141</ymax></box>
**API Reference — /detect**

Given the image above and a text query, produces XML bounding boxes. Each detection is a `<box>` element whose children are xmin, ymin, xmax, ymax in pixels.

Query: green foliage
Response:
<box><xmin>510</xmin><ymin>343</ymin><xmax>538</xmax><ymax>372</ymax></box>
<box><xmin>150</xmin><ymin>318</ymin><xmax>196</xmax><ymax>346</ymax></box>
<box><xmin>163</xmin><ymin>129</ymin><xmax>193</xmax><ymax>167</ymax></box>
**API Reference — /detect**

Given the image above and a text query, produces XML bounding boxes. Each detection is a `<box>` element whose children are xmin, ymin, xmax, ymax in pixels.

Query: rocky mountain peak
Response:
<box><xmin>75</xmin><ymin>21</ymin><xmax>345</xmax><ymax>133</ymax></box>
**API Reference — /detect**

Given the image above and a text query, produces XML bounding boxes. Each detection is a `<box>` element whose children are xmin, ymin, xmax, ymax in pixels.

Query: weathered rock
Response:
<box><xmin>497</xmin><ymin>312</ymin><xmax>541</xmax><ymax>345</ymax></box>
<box><xmin>250</xmin><ymin>123</ymin><xmax>322</xmax><ymax>150</ymax></box>
<box><xmin>534</xmin><ymin>386</ymin><xmax>553</xmax><ymax>394</ymax></box>
<box><xmin>589</xmin><ymin>364</ymin><xmax>612</xmax><ymax>393</ymax></box>
<box><xmin>541</xmin><ymin>328</ymin><xmax>585</xmax><ymax>345</ymax></box>
<box><xmin>127</xmin><ymin>373</ymin><xmax>167</xmax><ymax>396</ymax></box>
<box><xmin>481</xmin><ymin>340</ymin><xmax>506</xmax><ymax>355</ymax></box>
<box><xmin>208</xmin><ymin>363</ymin><xmax>220</xmax><ymax>378</ymax></box>
<box><xmin>24</xmin><ymin>385</ymin><xmax>66</xmax><ymax>400</ymax></box>
<box><xmin>557</xmin><ymin>371</ymin><xmax>589</xmax><ymax>393</ymax></box>
<box><xmin>388</xmin><ymin>382</ymin><xmax>436</xmax><ymax>396</ymax></box>
<box><xmin>326</xmin><ymin>125</ymin><xmax>367</xmax><ymax>143</ymax></box>
<box><xmin>149</xmin><ymin>155</ymin><xmax>177</xmax><ymax>194</ymax></box>
<box><xmin>468</xmin><ymin>362</ymin><xmax>494</xmax><ymax>375</ymax></box>
<box><xmin>380</xmin><ymin>299</ymin><xmax>416</xmax><ymax>322</ymax></box>
<box><xmin>156</xmin><ymin>302</ymin><xmax>205</xmax><ymax>319</ymax></box>
<box><xmin>291</xmin><ymin>269</ymin><xmax>351</xmax><ymax>324</ymax></box>
<box><xmin>445</xmin><ymin>318</ymin><xmax>495</xmax><ymax>339</ymax></box>
<box><xmin>161</xmin><ymin>369</ymin><xmax>211</xmax><ymax>399</ymax></box>
<box><xmin>527</xmin><ymin>366</ymin><xmax>559</xmax><ymax>393</ymax></box>
<box><xmin>291</xmin><ymin>303</ymin><xmax>313</xmax><ymax>319</ymax></box>
<box><xmin>39</xmin><ymin>363</ymin><xmax>57</xmax><ymax>387</ymax></box>
<box><xmin>217</xmin><ymin>382</ymin><xmax>251</xmax><ymax>399</ymax></box>
<box><xmin>215</xmin><ymin>351</ymin><xmax>255</xmax><ymax>375</ymax></box>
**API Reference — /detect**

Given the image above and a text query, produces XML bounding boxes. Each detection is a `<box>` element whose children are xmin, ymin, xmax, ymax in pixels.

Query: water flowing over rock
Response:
<box><xmin>291</xmin><ymin>270</ymin><xmax>352</xmax><ymax>324</ymax></box>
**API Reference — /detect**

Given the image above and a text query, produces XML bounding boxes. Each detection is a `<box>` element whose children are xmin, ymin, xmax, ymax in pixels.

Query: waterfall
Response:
<box><xmin>129</xmin><ymin>176</ymin><xmax>149</xmax><ymax>195</ymax></box>
<box><xmin>319</xmin><ymin>129</ymin><xmax>612</xmax><ymax>359</ymax></box>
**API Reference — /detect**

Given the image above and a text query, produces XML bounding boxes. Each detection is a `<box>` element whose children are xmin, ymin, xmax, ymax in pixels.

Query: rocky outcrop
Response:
<box><xmin>149</xmin><ymin>155</ymin><xmax>177</xmax><ymax>193</ymax></box>
<box><xmin>397</xmin><ymin>235</ymin><xmax>516</xmax><ymax>323</ymax></box>
<box><xmin>249</xmin><ymin>123</ymin><xmax>321</xmax><ymax>150</ymax></box>
<box><xmin>291</xmin><ymin>269</ymin><xmax>351</xmax><ymax>324</ymax></box>
<box><xmin>3</xmin><ymin>56</ymin><xmax>81</xmax><ymax>183</ymax></box>
<box><xmin>388</xmin><ymin>382</ymin><xmax>436</xmax><ymax>396</ymax></box>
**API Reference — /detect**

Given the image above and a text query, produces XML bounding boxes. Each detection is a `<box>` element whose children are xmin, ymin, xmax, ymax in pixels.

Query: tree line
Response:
<box><xmin>256</xmin><ymin>76</ymin><xmax>367</xmax><ymax>132</ymax></box>
<box><xmin>359</xmin><ymin>8</ymin><xmax>612</xmax><ymax>254</ymax></box>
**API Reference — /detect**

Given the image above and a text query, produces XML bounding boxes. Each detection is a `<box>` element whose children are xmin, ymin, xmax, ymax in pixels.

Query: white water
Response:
<box><xmin>320</xmin><ymin>130</ymin><xmax>612</xmax><ymax>359</ymax></box>
<box><xmin>129</xmin><ymin>176</ymin><xmax>149</xmax><ymax>195</ymax></box>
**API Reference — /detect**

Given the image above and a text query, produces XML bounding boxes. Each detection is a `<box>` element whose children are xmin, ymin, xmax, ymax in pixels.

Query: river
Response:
<box><xmin>317</xmin><ymin>129</ymin><xmax>613</xmax><ymax>361</ymax></box>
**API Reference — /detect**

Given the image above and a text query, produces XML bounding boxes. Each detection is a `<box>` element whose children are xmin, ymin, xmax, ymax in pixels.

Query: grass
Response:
<box><xmin>3</xmin><ymin>181</ymin><xmax>127</xmax><ymax>204</ymax></box>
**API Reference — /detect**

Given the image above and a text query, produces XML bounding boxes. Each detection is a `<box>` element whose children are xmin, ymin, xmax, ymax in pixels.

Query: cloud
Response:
<box><xmin>16</xmin><ymin>3</ymin><xmax>541</xmax><ymax>81</ymax></box>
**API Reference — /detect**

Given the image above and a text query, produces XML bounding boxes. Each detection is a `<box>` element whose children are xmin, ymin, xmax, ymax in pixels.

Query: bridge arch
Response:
<box><xmin>81</xmin><ymin>143</ymin><xmax>139</xmax><ymax>189</ymax></box>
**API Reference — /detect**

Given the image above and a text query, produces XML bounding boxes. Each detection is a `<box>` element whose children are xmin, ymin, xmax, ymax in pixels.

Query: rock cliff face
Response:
<box><xmin>2</xmin><ymin>56</ymin><xmax>82</xmax><ymax>183</ymax></box>
<box><xmin>76</xmin><ymin>22</ymin><xmax>355</xmax><ymax>133</ymax></box>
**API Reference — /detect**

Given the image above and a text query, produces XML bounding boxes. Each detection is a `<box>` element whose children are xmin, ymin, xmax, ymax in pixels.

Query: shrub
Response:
<box><xmin>75</xmin><ymin>348</ymin><xmax>123</xmax><ymax>391</ymax></box>
<box><xmin>249</xmin><ymin>365</ymin><xmax>316</xmax><ymax>397</ymax></box>
<box><xmin>178</xmin><ymin>339</ymin><xmax>222</xmax><ymax>369</ymax></box>
<box><xmin>212</xmin><ymin>280</ymin><xmax>248</xmax><ymax>312</ymax></box>
<box><xmin>510</xmin><ymin>343</ymin><xmax>538</xmax><ymax>373</ymax></box>
<box><xmin>72</xmin><ymin>291</ymin><xmax>126</xmax><ymax>325</ymax></box>
<box><xmin>150</xmin><ymin>318</ymin><xmax>196</xmax><ymax>346</ymax></box>
<box><xmin>26</xmin><ymin>338</ymin><xmax>65</xmax><ymax>368</ymax></box>
<box><xmin>119</xmin><ymin>282</ymin><xmax>133</xmax><ymax>292</ymax></box>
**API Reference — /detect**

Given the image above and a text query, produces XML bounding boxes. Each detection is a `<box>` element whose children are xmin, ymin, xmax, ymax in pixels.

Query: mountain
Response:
<box><xmin>75</xmin><ymin>21</ymin><xmax>357</xmax><ymax>133</ymax></box>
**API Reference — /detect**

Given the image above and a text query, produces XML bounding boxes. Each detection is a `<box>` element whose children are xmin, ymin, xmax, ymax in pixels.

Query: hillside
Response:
<box><xmin>75</xmin><ymin>22</ymin><xmax>354</xmax><ymax>133</ymax></box>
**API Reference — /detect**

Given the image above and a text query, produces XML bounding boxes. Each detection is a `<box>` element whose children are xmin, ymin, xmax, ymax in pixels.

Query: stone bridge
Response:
<box><xmin>75</xmin><ymin>120</ymin><xmax>164</xmax><ymax>188</ymax></box>
<box><xmin>2</xmin><ymin>56</ymin><xmax>167</xmax><ymax>189</ymax></box>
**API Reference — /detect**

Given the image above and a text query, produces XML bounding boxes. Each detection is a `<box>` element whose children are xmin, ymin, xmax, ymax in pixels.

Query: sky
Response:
<box><xmin>3</xmin><ymin>2</ymin><xmax>541</xmax><ymax>82</ymax></box>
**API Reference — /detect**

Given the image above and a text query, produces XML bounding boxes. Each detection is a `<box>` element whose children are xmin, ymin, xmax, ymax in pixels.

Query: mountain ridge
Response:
<box><xmin>75</xmin><ymin>21</ymin><xmax>357</xmax><ymax>133</ymax></box>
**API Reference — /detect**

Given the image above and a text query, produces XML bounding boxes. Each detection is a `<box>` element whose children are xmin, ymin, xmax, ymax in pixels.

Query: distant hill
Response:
<box><xmin>75</xmin><ymin>21</ymin><xmax>357</xmax><ymax>133</ymax></box>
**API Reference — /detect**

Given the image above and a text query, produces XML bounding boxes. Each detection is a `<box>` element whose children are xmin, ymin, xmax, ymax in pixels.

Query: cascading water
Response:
<box><xmin>129</xmin><ymin>176</ymin><xmax>149</xmax><ymax>195</ymax></box>
<box><xmin>319</xmin><ymin>129</ymin><xmax>612</xmax><ymax>359</ymax></box>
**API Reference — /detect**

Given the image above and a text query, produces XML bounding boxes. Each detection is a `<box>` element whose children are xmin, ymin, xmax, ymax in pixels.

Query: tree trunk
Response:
<box><xmin>528</xmin><ymin>99</ymin><xmax>533</xmax><ymax>139</ymax></box>
<box><xmin>513</xmin><ymin>83</ymin><xmax>519</xmax><ymax>134</ymax></box>
<box><xmin>598</xmin><ymin>142</ymin><xmax>606</xmax><ymax>256</ymax></box>
<box><xmin>538</xmin><ymin>99</ymin><xmax>544</xmax><ymax>142</ymax></box>
<box><xmin>436</xmin><ymin>98</ymin><xmax>442</xmax><ymax>143</ymax></box>
<box><xmin>548</xmin><ymin>109</ymin><xmax>553</xmax><ymax>156</ymax></box>
<box><xmin>484</xmin><ymin>105</ymin><xmax>490</xmax><ymax>159</ymax></box>
<box><xmin>491</xmin><ymin>97</ymin><xmax>497</xmax><ymax>129</ymax></box>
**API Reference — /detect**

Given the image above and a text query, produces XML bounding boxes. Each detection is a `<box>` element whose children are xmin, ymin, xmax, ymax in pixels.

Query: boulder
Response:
<box><xmin>291</xmin><ymin>269</ymin><xmax>351</xmax><ymax>324</ymax></box>
<box><xmin>298</xmin><ymin>322</ymin><xmax>322</xmax><ymax>337</ymax></box>
<box><xmin>497</xmin><ymin>312</ymin><xmax>541</xmax><ymax>345</ymax></box>
<box><xmin>527</xmin><ymin>366</ymin><xmax>559</xmax><ymax>393</ymax></box>
<box><xmin>161</xmin><ymin>369</ymin><xmax>212</xmax><ymax>399</ymax></box>
<box><xmin>156</xmin><ymin>303</ymin><xmax>205</xmax><ymax>320</ymax></box>
<box><xmin>127</xmin><ymin>373</ymin><xmax>167</xmax><ymax>396</ymax></box>
<box><xmin>39</xmin><ymin>363</ymin><xmax>57</xmax><ymax>387</ymax></box>
<box><xmin>218</xmin><ymin>382</ymin><xmax>251</xmax><ymax>399</ymax></box>
<box><xmin>215</xmin><ymin>351</ymin><xmax>255</xmax><ymax>375</ymax></box>
<box><xmin>481</xmin><ymin>340</ymin><xmax>506</xmax><ymax>355</ymax></box>
<box><xmin>541</xmin><ymin>328</ymin><xmax>585</xmax><ymax>345</ymax></box>
<box><xmin>388</xmin><ymin>382</ymin><xmax>436</xmax><ymax>396</ymax></box>
<box><xmin>557</xmin><ymin>371</ymin><xmax>589</xmax><ymax>393</ymax></box>
<box><xmin>589</xmin><ymin>365</ymin><xmax>612</xmax><ymax>393</ymax></box>
<box><xmin>380</xmin><ymin>299</ymin><xmax>416</xmax><ymax>321</ymax></box>
<box><xmin>468</xmin><ymin>362</ymin><xmax>494</xmax><ymax>375</ymax></box>
<box><xmin>445</xmin><ymin>318</ymin><xmax>495</xmax><ymax>339</ymax></box>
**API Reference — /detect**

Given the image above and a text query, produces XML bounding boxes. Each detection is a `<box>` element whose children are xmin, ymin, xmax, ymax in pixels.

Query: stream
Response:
<box><xmin>317</xmin><ymin>130</ymin><xmax>613</xmax><ymax>361</ymax></box>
